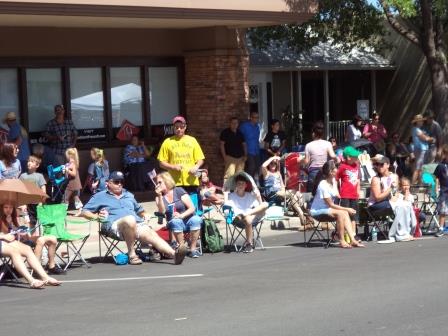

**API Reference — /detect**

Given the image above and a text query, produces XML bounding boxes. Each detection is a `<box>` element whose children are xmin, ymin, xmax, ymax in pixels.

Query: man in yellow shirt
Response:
<box><xmin>157</xmin><ymin>116</ymin><xmax>205</xmax><ymax>190</ymax></box>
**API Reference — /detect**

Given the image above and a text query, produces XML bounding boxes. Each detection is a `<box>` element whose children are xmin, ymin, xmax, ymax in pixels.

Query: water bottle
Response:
<box><xmin>371</xmin><ymin>227</ymin><xmax>378</xmax><ymax>242</ymax></box>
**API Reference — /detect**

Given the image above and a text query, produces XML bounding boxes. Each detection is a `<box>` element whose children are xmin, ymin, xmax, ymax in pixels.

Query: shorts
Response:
<box><xmin>232</xmin><ymin>215</ymin><xmax>263</xmax><ymax>228</ymax></box>
<box><xmin>169</xmin><ymin>215</ymin><xmax>202</xmax><ymax>233</ymax></box>
<box><xmin>339</xmin><ymin>198</ymin><xmax>359</xmax><ymax>221</ymax></box>
<box><xmin>437</xmin><ymin>193</ymin><xmax>448</xmax><ymax>216</ymax></box>
<box><xmin>414</xmin><ymin>149</ymin><xmax>427</xmax><ymax>170</ymax></box>
<box><xmin>309</xmin><ymin>208</ymin><xmax>331</xmax><ymax>217</ymax></box>
<box><xmin>103</xmin><ymin>215</ymin><xmax>146</xmax><ymax>240</ymax></box>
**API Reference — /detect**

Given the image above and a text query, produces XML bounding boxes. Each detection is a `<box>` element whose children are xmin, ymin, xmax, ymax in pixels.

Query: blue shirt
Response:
<box><xmin>412</xmin><ymin>127</ymin><xmax>429</xmax><ymax>151</ymax></box>
<box><xmin>0</xmin><ymin>159</ymin><xmax>21</xmax><ymax>179</ymax></box>
<box><xmin>82</xmin><ymin>189</ymin><xmax>144</xmax><ymax>230</ymax></box>
<box><xmin>7</xmin><ymin>122</ymin><xmax>30</xmax><ymax>162</ymax></box>
<box><xmin>434</xmin><ymin>161</ymin><xmax>448</xmax><ymax>195</ymax></box>
<box><xmin>239</xmin><ymin>121</ymin><xmax>260</xmax><ymax>156</ymax></box>
<box><xmin>124</xmin><ymin>145</ymin><xmax>146</xmax><ymax>165</ymax></box>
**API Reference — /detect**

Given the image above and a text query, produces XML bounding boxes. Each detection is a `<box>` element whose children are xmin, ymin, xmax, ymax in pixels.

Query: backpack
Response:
<box><xmin>202</xmin><ymin>218</ymin><xmax>224</xmax><ymax>253</ymax></box>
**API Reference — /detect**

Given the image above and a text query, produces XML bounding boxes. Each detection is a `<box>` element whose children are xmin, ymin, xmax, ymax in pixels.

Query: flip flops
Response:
<box><xmin>29</xmin><ymin>279</ymin><xmax>45</xmax><ymax>289</ymax></box>
<box><xmin>128</xmin><ymin>255</ymin><xmax>143</xmax><ymax>265</ymax></box>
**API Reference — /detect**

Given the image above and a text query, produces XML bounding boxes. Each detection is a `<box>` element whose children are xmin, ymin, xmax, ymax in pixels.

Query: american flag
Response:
<box><xmin>147</xmin><ymin>169</ymin><xmax>157</xmax><ymax>186</ymax></box>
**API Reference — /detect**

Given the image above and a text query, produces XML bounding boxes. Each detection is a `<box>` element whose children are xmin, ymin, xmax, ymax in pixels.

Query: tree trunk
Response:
<box><xmin>423</xmin><ymin>51</ymin><xmax>448</xmax><ymax>139</ymax></box>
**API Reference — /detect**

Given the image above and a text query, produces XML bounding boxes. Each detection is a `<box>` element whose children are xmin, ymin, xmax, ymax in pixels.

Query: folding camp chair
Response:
<box><xmin>98</xmin><ymin>222</ymin><xmax>126</xmax><ymax>261</ymax></box>
<box><xmin>0</xmin><ymin>256</ymin><xmax>20</xmax><ymax>283</ymax></box>
<box><xmin>364</xmin><ymin>202</ymin><xmax>394</xmax><ymax>240</ymax></box>
<box><xmin>305</xmin><ymin>214</ymin><xmax>338</xmax><ymax>248</ymax></box>
<box><xmin>47</xmin><ymin>165</ymin><xmax>69</xmax><ymax>204</ymax></box>
<box><xmin>37</xmin><ymin>204</ymin><xmax>91</xmax><ymax>271</ymax></box>
<box><xmin>221</xmin><ymin>204</ymin><xmax>264</xmax><ymax>252</ymax></box>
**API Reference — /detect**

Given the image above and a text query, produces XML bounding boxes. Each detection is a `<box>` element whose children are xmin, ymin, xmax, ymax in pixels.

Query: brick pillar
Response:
<box><xmin>184</xmin><ymin>51</ymin><xmax>249</xmax><ymax>186</ymax></box>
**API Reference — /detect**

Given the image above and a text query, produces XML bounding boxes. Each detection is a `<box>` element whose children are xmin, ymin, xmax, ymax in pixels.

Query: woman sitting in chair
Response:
<box><xmin>368</xmin><ymin>155</ymin><xmax>416</xmax><ymax>242</ymax></box>
<box><xmin>224</xmin><ymin>173</ymin><xmax>268</xmax><ymax>253</ymax></box>
<box><xmin>154</xmin><ymin>172</ymin><xmax>203</xmax><ymax>258</ymax></box>
<box><xmin>261</xmin><ymin>156</ymin><xmax>305</xmax><ymax>222</ymax></box>
<box><xmin>310</xmin><ymin>160</ymin><xmax>364</xmax><ymax>248</ymax></box>
<box><xmin>0</xmin><ymin>203</ymin><xmax>61</xmax><ymax>288</ymax></box>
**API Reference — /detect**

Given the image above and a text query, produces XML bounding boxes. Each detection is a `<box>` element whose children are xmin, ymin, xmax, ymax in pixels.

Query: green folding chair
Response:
<box><xmin>37</xmin><ymin>204</ymin><xmax>92</xmax><ymax>271</ymax></box>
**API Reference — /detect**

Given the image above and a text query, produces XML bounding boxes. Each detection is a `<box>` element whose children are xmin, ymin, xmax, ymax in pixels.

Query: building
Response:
<box><xmin>0</xmin><ymin>0</ymin><xmax>317</xmax><ymax>184</ymax></box>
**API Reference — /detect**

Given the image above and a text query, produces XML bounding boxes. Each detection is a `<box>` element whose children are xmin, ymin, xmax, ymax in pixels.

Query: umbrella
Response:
<box><xmin>0</xmin><ymin>179</ymin><xmax>48</xmax><ymax>206</ymax></box>
<box><xmin>224</xmin><ymin>171</ymin><xmax>259</xmax><ymax>193</ymax></box>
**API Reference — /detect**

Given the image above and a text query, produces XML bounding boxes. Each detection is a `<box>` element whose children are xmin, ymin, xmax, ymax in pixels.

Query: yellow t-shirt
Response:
<box><xmin>157</xmin><ymin>135</ymin><xmax>205</xmax><ymax>186</ymax></box>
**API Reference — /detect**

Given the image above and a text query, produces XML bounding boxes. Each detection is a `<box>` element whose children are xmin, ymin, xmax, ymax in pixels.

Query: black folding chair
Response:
<box><xmin>306</xmin><ymin>214</ymin><xmax>338</xmax><ymax>248</ymax></box>
<box><xmin>0</xmin><ymin>256</ymin><xmax>20</xmax><ymax>283</ymax></box>
<box><xmin>364</xmin><ymin>203</ymin><xmax>395</xmax><ymax>240</ymax></box>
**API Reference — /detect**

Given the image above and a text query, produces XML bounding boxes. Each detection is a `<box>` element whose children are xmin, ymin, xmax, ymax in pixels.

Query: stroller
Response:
<box><xmin>47</xmin><ymin>164</ymin><xmax>69</xmax><ymax>204</ymax></box>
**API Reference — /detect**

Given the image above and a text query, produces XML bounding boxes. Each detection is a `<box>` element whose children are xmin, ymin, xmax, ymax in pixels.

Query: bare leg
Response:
<box><xmin>138</xmin><ymin>227</ymin><xmax>175</xmax><ymax>257</ymax></box>
<box><xmin>2</xmin><ymin>243</ymin><xmax>38</xmax><ymax>285</ymax></box>
<box><xmin>188</xmin><ymin>230</ymin><xmax>200</xmax><ymax>251</ymax></box>
<box><xmin>116</xmin><ymin>216</ymin><xmax>138</xmax><ymax>258</ymax></box>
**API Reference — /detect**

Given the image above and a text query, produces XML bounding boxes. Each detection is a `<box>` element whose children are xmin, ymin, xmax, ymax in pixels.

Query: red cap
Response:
<box><xmin>172</xmin><ymin>115</ymin><xmax>186</xmax><ymax>124</ymax></box>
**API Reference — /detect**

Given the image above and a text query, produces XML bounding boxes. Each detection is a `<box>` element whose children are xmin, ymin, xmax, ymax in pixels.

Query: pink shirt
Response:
<box><xmin>363</xmin><ymin>123</ymin><xmax>387</xmax><ymax>144</ymax></box>
<box><xmin>305</xmin><ymin>139</ymin><xmax>333</xmax><ymax>169</ymax></box>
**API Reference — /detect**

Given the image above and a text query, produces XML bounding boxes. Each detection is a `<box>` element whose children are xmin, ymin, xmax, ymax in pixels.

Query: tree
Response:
<box><xmin>248</xmin><ymin>0</ymin><xmax>448</xmax><ymax>135</ymax></box>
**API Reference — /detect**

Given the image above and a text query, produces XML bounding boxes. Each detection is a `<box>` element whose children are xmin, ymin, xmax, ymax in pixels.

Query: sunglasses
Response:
<box><xmin>110</xmin><ymin>180</ymin><xmax>123</xmax><ymax>185</ymax></box>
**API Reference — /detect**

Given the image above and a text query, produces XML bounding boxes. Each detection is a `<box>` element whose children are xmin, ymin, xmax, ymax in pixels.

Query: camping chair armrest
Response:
<box><xmin>66</xmin><ymin>218</ymin><xmax>94</xmax><ymax>234</ymax></box>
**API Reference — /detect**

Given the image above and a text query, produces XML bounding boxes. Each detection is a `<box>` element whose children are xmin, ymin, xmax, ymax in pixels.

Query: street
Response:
<box><xmin>1</xmin><ymin>232</ymin><xmax>447</xmax><ymax>336</ymax></box>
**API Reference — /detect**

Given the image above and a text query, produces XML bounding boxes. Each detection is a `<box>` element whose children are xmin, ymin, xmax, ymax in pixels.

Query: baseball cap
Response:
<box><xmin>371</xmin><ymin>154</ymin><xmax>390</xmax><ymax>164</ymax></box>
<box><xmin>172</xmin><ymin>115</ymin><xmax>186</xmax><ymax>124</ymax></box>
<box><xmin>343</xmin><ymin>146</ymin><xmax>361</xmax><ymax>159</ymax></box>
<box><xmin>108</xmin><ymin>171</ymin><xmax>125</xmax><ymax>181</ymax></box>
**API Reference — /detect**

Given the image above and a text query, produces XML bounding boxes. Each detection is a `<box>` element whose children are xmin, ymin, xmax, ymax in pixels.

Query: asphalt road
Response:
<box><xmin>1</xmin><ymin>233</ymin><xmax>447</xmax><ymax>336</ymax></box>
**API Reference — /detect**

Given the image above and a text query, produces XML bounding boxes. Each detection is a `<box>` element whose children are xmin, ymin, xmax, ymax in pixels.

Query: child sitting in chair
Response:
<box><xmin>199</xmin><ymin>169</ymin><xmax>224</xmax><ymax>205</ymax></box>
<box><xmin>224</xmin><ymin>173</ymin><xmax>268</xmax><ymax>253</ymax></box>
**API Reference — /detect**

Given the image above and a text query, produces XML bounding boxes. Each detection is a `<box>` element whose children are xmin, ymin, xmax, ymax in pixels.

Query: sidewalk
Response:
<box><xmin>66</xmin><ymin>200</ymin><xmax>304</xmax><ymax>260</ymax></box>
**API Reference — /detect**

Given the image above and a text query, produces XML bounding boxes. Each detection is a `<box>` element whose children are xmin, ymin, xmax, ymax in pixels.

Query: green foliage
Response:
<box><xmin>248</xmin><ymin>0</ymin><xmax>387</xmax><ymax>53</ymax></box>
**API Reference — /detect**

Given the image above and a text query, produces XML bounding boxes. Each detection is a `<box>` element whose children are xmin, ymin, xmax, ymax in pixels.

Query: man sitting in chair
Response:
<box><xmin>225</xmin><ymin>174</ymin><xmax>268</xmax><ymax>253</ymax></box>
<box><xmin>82</xmin><ymin>171</ymin><xmax>187</xmax><ymax>265</ymax></box>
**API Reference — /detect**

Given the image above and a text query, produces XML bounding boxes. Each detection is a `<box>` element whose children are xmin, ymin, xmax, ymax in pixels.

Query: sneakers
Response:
<box><xmin>188</xmin><ymin>250</ymin><xmax>202</xmax><ymax>258</ymax></box>
<box><xmin>174</xmin><ymin>244</ymin><xmax>187</xmax><ymax>265</ymax></box>
<box><xmin>47</xmin><ymin>265</ymin><xmax>66</xmax><ymax>275</ymax></box>
<box><xmin>435</xmin><ymin>228</ymin><xmax>445</xmax><ymax>237</ymax></box>
<box><xmin>241</xmin><ymin>242</ymin><xmax>254</xmax><ymax>253</ymax></box>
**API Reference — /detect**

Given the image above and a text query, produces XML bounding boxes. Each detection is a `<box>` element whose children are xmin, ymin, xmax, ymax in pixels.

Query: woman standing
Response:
<box><xmin>363</xmin><ymin>113</ymin><xmax>387</xmax><ymax>153</ymax></box>
<box><xmin>345</xmin><ymin>115</ymin><xmax>363</xmax><ymax>143</ymax></box>
<box><xmin>411</xmin><ymin>114</ymin><xmax>434</xmax><ymax>184</ymax></box>
<box><xmin>304</xmin><ymin>121</ymin><xmax>338</xmax><ymax>192</ymax></box>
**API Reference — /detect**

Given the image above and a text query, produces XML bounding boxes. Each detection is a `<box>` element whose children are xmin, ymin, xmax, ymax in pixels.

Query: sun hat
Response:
<box><xmin>172</xmin><ymin>115</ymin><xmax>186</xmax><ymax>124</ymax></box>
<box><xmin>343</xmin><ymin>146</ymin><xmax>361</xmax><ymax>159</ymax></box>
<box><xmin>411</xmin><ymin>114</ymin><xmax>426</xmax><ymax>124</ymax></box>
<box><xmin>3</xmin><ymin>111</ymin><xmax>16</xmax><ymax>122</ymax></box>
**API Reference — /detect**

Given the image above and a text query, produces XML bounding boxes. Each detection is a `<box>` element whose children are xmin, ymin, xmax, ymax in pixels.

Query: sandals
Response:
<box><xmin>340</xmin><ymin>242</ymin><xmax>352</xmax><ymax>249</ymax></box>
<box><xmin>351</xmin><ymin>242</ymin><xmax>366</xmax><ymax>248</ymax></box>
<box><xmin>44</xmin><ymin>277</ymin><xmax>62</xmax><ymax>286</ymax></box>
<box><xmin>128</xmin><ymin>255</ymin><xmax>143</xmax><ymax>265</ymax></box>
<box><xmin>30</xmin><ymin>279</ymin><xmax>45</xmax><ymax>289</ymax></box>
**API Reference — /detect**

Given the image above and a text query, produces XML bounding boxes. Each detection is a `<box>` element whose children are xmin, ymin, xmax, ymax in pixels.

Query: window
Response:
<box><xmin>0</xmin><ymin>69</ymin><xmax>19</xmax><ymax>121</ymax></box>
<box><xmin>110</xmin><ymin>67</ymin><xmax>142</xmax><ymax>128</ymax></box>
<box><xmin>149</xmin><ymin>67</ymin><xmax>179</xmax><ymax>125</ymax></box>
<box><xmin>70</xmin><ymin>68</ymin><xmax>104</xmax><ymax>129</ymax></box>
<box><xmin>27</xmin><ymin>68</ymin><xmax>62</xmax><ymax>132</ymax></box>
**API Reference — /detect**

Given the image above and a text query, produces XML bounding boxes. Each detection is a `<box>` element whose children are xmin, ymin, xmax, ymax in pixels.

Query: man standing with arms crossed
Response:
<box><xmin>220</xmin><ymin>117</ymin><xmax>247</xmax><ymax>185</ymax></box>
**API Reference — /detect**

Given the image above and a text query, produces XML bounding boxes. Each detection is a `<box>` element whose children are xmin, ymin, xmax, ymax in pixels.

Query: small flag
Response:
<box><xmin>147</xmin><ymin>169</ymin><xmax>157</xmax><ymax>186</ymax></box>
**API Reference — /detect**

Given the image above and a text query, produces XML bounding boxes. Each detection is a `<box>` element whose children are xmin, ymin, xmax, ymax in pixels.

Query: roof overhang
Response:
<box><xmin>0</xmin><ymin>1</ymin><xmax>317</xmax><ymax>29</ymax></box>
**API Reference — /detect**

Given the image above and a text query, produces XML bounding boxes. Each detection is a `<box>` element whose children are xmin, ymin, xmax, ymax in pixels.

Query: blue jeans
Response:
<box><xmin>307</xmin><ymin>168</ymin><xmax>320</xmax><ymax>193</ymax></box>
<box><xmin>168</xmin><ymin>215</ymin><xmax>203</xmax><ymax>233</ymax></box>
